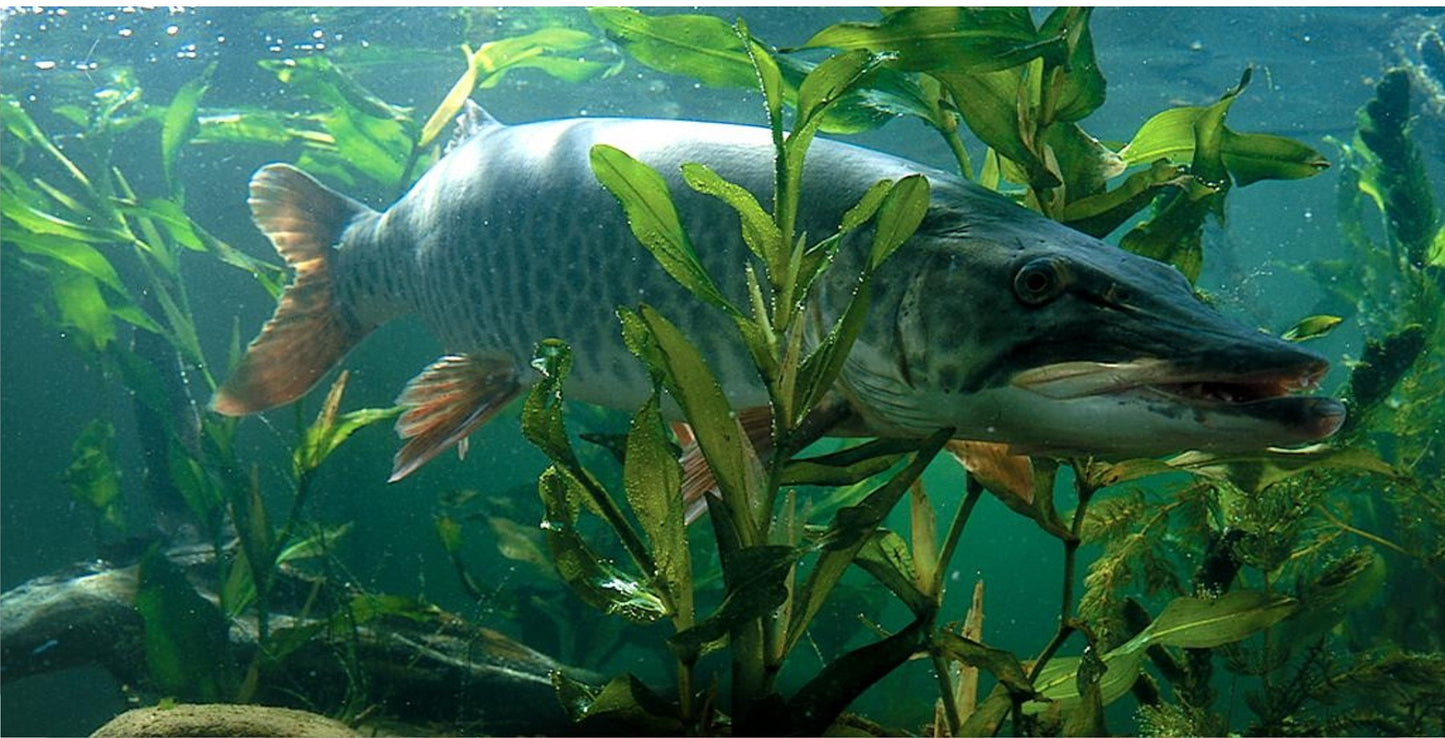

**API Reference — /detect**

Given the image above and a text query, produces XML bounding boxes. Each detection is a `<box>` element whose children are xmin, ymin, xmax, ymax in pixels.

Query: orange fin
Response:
<box><xmin>679</xmin><ymin>406</ymin><xmax>774</xmax><ymax>524</ymax></box>
<box><xmin>946</xmin><ymin>440</ymin><xmax>1036</xmax><ymax>509</ymax></box>
<box><xmin>391</xmin><ymin>354</ymin><xmax>520</xmax><ymax>482</ymax></box>
<box><xmin>211</xmin><ymin>164</ymin><xmax>375</xmax><ymax>416</ymax></box>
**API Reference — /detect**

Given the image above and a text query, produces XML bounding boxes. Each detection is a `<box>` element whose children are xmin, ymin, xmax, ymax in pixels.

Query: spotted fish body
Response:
<box><xmin>214</xmin><ymin>105</ymin><xmax>1345</xmax><ymax>481</ymax></box>
<box><xmin>334</xmin><ymin>113</ymin><xmax>948</xmax><ymax>413</ymax></box>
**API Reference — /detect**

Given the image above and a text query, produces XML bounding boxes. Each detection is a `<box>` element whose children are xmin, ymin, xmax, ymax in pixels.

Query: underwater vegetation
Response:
<box><xmin>2</xmin><ymin>6</ymin><xmax>1443</xmax><ymax>737</ymax></box>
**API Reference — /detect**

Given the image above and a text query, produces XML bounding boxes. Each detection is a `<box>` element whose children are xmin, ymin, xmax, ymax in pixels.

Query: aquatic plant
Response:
<box><xmin>485</xmin><ymin>8</ymin><xmax>1429</xmax><ymax>736</ymax></box>
<box><xmin>3</xmin><ymin>6</ymin><xmax>1441</xmax><ymax>737</ymax></box>
<box><xmin>2</xmin><ymin>57</ymin><xmax>403</xmax><ymax>713</ymax></box>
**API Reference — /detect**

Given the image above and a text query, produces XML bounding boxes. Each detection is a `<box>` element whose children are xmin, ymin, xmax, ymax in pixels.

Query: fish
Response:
<box><xmin>211</xmin><ymin>101</ymin><xmax>1345</xmax><ymax>482</ymax></box>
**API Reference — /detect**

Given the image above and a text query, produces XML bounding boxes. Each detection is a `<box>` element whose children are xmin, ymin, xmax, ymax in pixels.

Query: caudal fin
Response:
<box><xmin>210</xmin><ymin>164</ymin><xmax>375</xmax><ymax>416</ymax></box>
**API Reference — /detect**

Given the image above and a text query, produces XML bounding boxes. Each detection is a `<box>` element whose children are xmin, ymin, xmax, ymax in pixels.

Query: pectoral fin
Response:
<box><xmin>391</xmin><ymin>354</ymin><xmax>520</xmax><ymax>482</ymax></box>
<box><xmin>946</xmin><ymin>440</ymin><xmax>1036</xmax><ymax>509</ymax></box>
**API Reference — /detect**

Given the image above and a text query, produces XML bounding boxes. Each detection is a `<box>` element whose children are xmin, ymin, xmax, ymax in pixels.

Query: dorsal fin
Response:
<box><xmin>446</xmin><ymin>99</ymin><xmax>503</xmax><ymax>155</ymax></box>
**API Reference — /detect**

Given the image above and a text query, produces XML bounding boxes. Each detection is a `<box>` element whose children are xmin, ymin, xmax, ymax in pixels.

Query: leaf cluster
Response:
<box><xmin>3</xmin><ymin>63</ymin><xmax>404</xmax><ymax>713</ymax></box>
<box><xmin>590</xmin><ymin>7</ymin><xmax>1328</xmax><ymax>284</ymax></box>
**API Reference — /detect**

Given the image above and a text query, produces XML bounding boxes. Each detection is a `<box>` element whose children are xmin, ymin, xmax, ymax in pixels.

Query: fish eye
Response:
<box><xmin>1013</xmin><ymin>257</ymin><xmax>1069</xmax><ymax>305</ymax></box>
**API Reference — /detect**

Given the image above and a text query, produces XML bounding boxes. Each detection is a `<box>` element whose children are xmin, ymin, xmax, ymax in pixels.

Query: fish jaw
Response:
<box><xmin>985</xmin><ymin>356</ymin><xmax>1347</xmax><ymax>454</ymax></box>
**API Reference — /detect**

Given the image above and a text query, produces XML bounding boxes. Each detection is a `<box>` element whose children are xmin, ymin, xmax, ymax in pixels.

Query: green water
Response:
<box><xmin>3</xmin><ymin>7</ymin><xmax>1442</xmax><ymax>737</ymax></box>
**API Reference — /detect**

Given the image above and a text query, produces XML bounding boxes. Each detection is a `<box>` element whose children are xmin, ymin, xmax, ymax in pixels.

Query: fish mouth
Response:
<box><xmin>1012</xmin><ymin>357</ymin><xmax>1346</xmax><ymax>440</ymax></box>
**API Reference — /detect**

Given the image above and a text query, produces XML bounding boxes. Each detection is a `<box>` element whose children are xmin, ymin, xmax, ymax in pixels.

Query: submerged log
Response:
<box><xmin>1</xmin><ymin>546</ymin><xmax>594</xmax><ymax>734</ymax></box>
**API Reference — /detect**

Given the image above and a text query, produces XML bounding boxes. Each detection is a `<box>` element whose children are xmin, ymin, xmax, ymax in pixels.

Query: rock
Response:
<box><xmin>90</xmin><ymin>704</ymin><xmax>359</xmax><ymax>737</ymax></box>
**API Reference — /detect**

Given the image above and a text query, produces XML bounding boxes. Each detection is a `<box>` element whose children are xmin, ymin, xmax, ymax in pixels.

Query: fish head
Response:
<box><xmin>846</xmin><ymin>190</ymin><xmax>1345</xmax><ymax>455</ymax></box>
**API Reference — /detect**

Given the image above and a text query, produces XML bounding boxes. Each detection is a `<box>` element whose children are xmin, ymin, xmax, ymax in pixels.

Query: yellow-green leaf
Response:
<box><xmin>591</xmin><ymin>144</ymin><xmax>736</xmax><ymax>315</ymax></box>
<box><xmin>800</xmin><ymin>7</ymin><xmax>1060</xmax><ymax>74</ymax></box>
<box><xmin>1281</xmin><ymin>314</ymin><xmax>1343</xmax><ymax>342</ymax></box>
<box><xmin>589</xmin><ymin>7</ymin><xmax>758</xmax><ymax>89</ymax></box>
<box><xmin>623</xmin><ymin>390</ymin><xmax>692</xmax><ymax>626</ymax></box>
<box><xmin>1142</xmin><ymin>589</ymin><xmax>1296</xmax><ymax>650</ymax></box>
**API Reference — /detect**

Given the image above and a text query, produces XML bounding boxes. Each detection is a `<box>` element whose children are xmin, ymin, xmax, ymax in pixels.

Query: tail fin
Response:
<box><xmin>210</xmin><ymin>164</ymin><xmax>375</xmax><ymax>416</ymax></box>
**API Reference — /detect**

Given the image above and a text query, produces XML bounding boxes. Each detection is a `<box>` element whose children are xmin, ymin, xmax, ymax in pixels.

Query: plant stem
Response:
<box><xmin>931</xmin><ymin>649</ymin><xmax>963</xmax><ymax>737</ymax></box>
<box><xmin>934</xmin><ymin>477</ymin><xmax>985</xmax><ymax>596</ymax></box>
<box><xmin>1028</xmin><ymin>621</ymin><xmax>1077</xmax><ymax>683</ymax></box>
<box><xmin>943</xmin><ymin>126</ymin><xmax>974</xmax><ymax>181</ymax></box>
<box><xmin>1027</xmin><ymin>465</ymin><xmax>1099</xmax><ymax>683</ymax></box>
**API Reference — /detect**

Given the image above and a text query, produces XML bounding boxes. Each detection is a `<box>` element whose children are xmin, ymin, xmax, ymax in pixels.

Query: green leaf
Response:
<box><xmin>120</xmin><ymin>197</ymin><xmax>208</xmax><ymax>252</ymax></box>
<box><xmin>1039</xmin><ymin>7</ymin><xmax>1105</xmax><ymax>123</ymax></box>
<box><xmin>1167</xmin><ymin>444</ymin><xmax>1404</xmax><ymax>495</ymax></box>
<box><xmin>262</xmin><ymin>55</ymin><xmax>410</xmax><ymax>123</ymax></box>
<box><xmin>591</xmin><ymin>144</ymin><xmax>736</xmax><ymax>314</ymax></box>
<box><xmin>62</xmin><ymin>420</ymin><xmax>124</xmax><ymax>527</ymax></box>
<box><xmin>1277</xmin><ymin>547</ymin><xmax>1384</xmax><ymax>650</ymax></box>
<box><xmin>52</xmin><ymin>270</ymin><xmax>115</xmax><ymax>350</ymax></box>
<box><xmin>311</xmin><ymin>105</ymin><xmax>410</xmax><ymax>187</ymax></box>
<box><xmin>589</xmin><ymin>7</ymin><xmax>759</xmax><ymax>89</ymax></box>
<box><xmin>161</xmin><ymin>62</ymin><xmax>215</xmax><ymax>190</ymax></box>
<box><xmin>793</xmin><ymin>277</ymin><xmax>871</xmax><ymax>427</ymax></box>
<box><xmin>2</xmin><ymin>95</ymin><xmax>94</xmax><ymax>190</ymax></box>
<box><xmin>1281</xmin><ymin>314</ymin><xmax>1343</xmax><ymax>342</ymax></box>
<box><xmin>868</xmin><ymin>173</ymin><xmax>930</xmax><ymax>269</ymax></box>
<box><xmin>521</xmin><ymin>339</ymin><xmax>583</xmax><ymax>468</ymax></box>
<box><xmin>1429</xmin><ymin>224</ymin><xmax>1445</xmax><ymax>268</ymax></box>
<box><xmin>345</xmin><ymin>593</ymin><xmax>438</xmax><ymax>625</ymax></box>
<box><xmin>1118</xmin><ymin>161</ymin><xmax>1225</xmax><ymax>282</ymax></box>
<box><xmin>436</xmin><ymin>514</ymin><xmax>463</xmax><ymax>554</ymax></box>
<box><xmin>682</xmin><ymin>162</ymin><xmax>781</xmax><ymax>269</ymax></box>
<box><xmin>669</xmin><ymin>545</ymin><xmax>795</xmax><ymax>659</ymax></box>
<box><xmin>1345</xmin><ymin>323</ymin><xmax>1428</xmax><ymax>422</ymax></box>
<box><xmin>784</xmin><ymin>428</ymin><xmax>949</xmax><ymax>657</ymax></box>
<box><xmin>623</xmin><ymin>390</ymin><xmax>692</xmax><ymax>625</ymax></box>
<box><xmin>778</xmin><ymin>57</ymin><xmax>932</xmax><ymax>136</ymax></box>
<box><xmin>1060</xmin><ymin>159</ymin><xmax>1187</xmax><ymax>238</ymax></box>
<box><xmin>1028</xmin><ymin>648</ymin><xmax>1142</xmax><ymax>717</ymax></box>
<box><xmin>194</xmin><ymin>109</ymin><xmax>296</xmax><ymax>146</ymax></box>
<box><xmin>1141</xmin><ymin>589</ymin><xmax>1296</xmax><ymax>649</ymax></box>
<box><xmin>786</xmin><ymin>616</ymin><xmax>929</xmax><ymax>735</ymax></box>
<box><xmin>779</xmin><ymin>51</ymin><xmax>892</xmax><ymax>253</ymax></box>
<box><xmin>276</xmin><ymin>522</ymin><xmax>352</xmax><ymax>564</ymax></box>
<box><xmin>1044</xmin><ymin>122</ymin><xmax>1126</xmax><ymax>204</ymax></box>
<box><xmin>538</xmin><ymin>467</ymin><xmax>668</xmax><ymax>624</ymax></box>
<box><xmin>838</xmin><ymin>178</ymin><xmax>894</xmax><ymax>233</ymax></box>
<box><xmin>1119</xmin><ymin>106</ymin><xmax>1205</xmax><ymax>167</ymax></box>
<box><xmin>855</xmin><ymin>529</ymin><xmax>930</xmax><ymax>614</ymax></box>
<box><xmin>800</xmin><ymin>7</ymin><xmax>1061</xmax><ymax>73</ymax></box>
<box><xmin>638</xmin><ymin>304</ymin><xmax>765</xmax><ymax>536</ymax></box>
<box><xmin>420</xmin><ymin>29</ymin><xmax>609</xmax><ymax>150</ymax></box>
<box><xmin>167</xmin><ymin>445</ymin><xmax>222</xmax><ymax>537</ymax></box>
<box><xmin>936</xmin><ymin>66</ymin><xmax>1058</xmax><ymax>190</ymax></box>
<box><xmin>936</xmin><ymin>631</ymin><xmax>1036</xmax><ymax>696</ymax></box>
<box><xmin>0</xmin><ymin>188</ymin><xmax>128</xmax><ymax>243</ymax></box>
<box><xmin>566</xmin><ymin>673</ymin><xmax>685</xmax><ymax>733</ymax></box>
<box><xmin>136</xmin><ymin>547</ymin><xmax>235</xmax><ymax>701</ymax></box>
<box><xmin>795</xmin><ymin>49</ymin><xmax>882</xmax><ymax>132</ymax></box>
<box><xmin>793</xmin><ymin>174</ymin><xmax>928</xmax><ymax>422</ymax></box>
<box><xmin>487</xmin><ymin>514</ymin><xmax>553</xmax><ymax>573</ymax></box>
<box><xmin>1120</xmin><ymin>72</ymin><xmax>1324</xmax><ymax>189</ymax></box>
<box><xmin>293</xmin><ymin>371</ymin><xmax>401</xmax><ymax>476</ymax></box>
<box><xmin>5</xmin><ymin>231</ymin><xmax>126</xmax><ymax>293</ymax></box>
<box><xmin>1220</xmin><ymin>129</ymin><xmax>1330</xmax><ymax>186</ymax></box>
<box><xmin>780</xmin><ymin>437</ymin><xmax>910</xmax><ymax>487</ymax></box>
